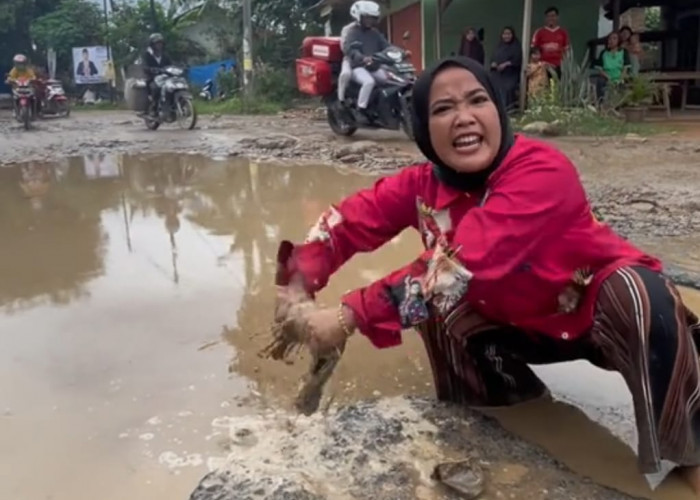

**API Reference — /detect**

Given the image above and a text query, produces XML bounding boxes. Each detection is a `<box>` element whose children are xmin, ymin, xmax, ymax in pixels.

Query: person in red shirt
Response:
<box><xmin>531</xmin><ymin>6</ymin><xmax>570</xmax><ymax>76</ymax></box>
<box><xmin>275</xmin><ymin>56</ymin><xmax>700</xmax><ymax>494</ymax></box>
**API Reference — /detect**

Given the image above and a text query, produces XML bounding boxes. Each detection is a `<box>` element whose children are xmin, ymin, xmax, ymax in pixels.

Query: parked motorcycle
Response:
<box><xmin>296</xmin><ymin>37</ymin><xmax>416</xmax><ymax>139</ymax></box>
<box><xmin>11</xmin><ymin>78</ymin><xmax>37</xmax><ymax>130</ymax></box>
<box><xmin>40</xmin><ymin>79</ymin><xmax>70</xmax><ymax>117</ymax></box>
<box><xmin>199</xmin><ymin>79</ymin><xmax>213</xmax><ymax>101</ymax></box>
<box><xmin>128</xmin><ymin>66</ymin><xmax>197</xmax><ymax>131</ymax></box>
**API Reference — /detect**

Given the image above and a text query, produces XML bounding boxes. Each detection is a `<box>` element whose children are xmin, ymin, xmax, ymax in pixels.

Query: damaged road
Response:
<box><xmin>3</xmin><ymin>110</ymin><xmax>700</xmax><ymax>500</ymax></box>
<box><xmin>189</xmin><ymin>397</ymin><xmax>651</xmax><ymax>500</ymax></box>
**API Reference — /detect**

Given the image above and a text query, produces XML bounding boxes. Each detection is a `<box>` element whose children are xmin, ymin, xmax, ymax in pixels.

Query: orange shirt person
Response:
<box><xmin>6</xmin><ymin>54</ymin><xmax>36</xmax><ymax>84</ymax></box>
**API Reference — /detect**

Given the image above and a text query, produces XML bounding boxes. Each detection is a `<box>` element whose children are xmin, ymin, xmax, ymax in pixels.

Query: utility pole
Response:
<box><xmin>518</xmin><ymin>0</ymin><xmax>533</xmax><ymax>112</ymax></box>
<box><xmin>242</xmin><ymin>0</ymin><xmax>253</xmax><ymax>97</ymax></box>
<box><xmin>150</xmin><ymin>0</ymin><xmax>159</xmax><ymax>32</ymax></box>
<box><xmin>103</xmin><ymin>0</ymin><xmax>115</xmax><ymax>103</ymax></box>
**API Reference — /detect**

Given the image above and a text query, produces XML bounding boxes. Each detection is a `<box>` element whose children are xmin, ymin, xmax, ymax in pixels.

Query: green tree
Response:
<box><xmin>31</xmin><ymin>0</ymin><xmax>104</xmax><ymax>74</ymax></box>
<box><xmin>0</xmin><ymin>0</ymin><xmax>60</xmax><ymax>69</ymax></box>
<box><xmin>107</xmin><ymin>0</ymin><xmax>206</xmax><ymax>70</ymax></box>
<box><xmin>644</xmin><ymin>7</ymin><xmax>661</xmax><ymax>31</ymax></box>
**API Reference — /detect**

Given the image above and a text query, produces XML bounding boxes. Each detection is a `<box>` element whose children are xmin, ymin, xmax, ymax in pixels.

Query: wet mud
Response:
<box><xmin>2</xmin><ymin>113</ymin><xmax>700</xmax><ymax>500</ymax></box>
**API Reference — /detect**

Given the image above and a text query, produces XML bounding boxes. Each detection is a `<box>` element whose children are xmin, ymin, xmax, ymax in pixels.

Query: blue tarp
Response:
<box><xmin>188</xmin><ymin>58</ymin><xmax>236</xmax><ymax>91</ymax></box>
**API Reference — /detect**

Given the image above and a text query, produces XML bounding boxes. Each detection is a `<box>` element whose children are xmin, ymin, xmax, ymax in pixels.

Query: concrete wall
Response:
<box><xmin>439</xmin><ymin>0</ymin><xmax>600</xmax><ymax>66</ymax></box>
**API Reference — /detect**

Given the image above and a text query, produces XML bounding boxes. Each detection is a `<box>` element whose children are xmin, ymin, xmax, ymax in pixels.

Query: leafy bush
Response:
<box><xmin>620</xmin><ymin>73</ymin><xmax>662</xmax><ymax>107</ymax></box>
<box><xmin>196</xmin><ymin>96</ymin><xmax>282</xmax><ymax>115</ymax></box>
<box><xmin>548</xmin><ymin>49</ymin><xmax>596</xmax><ymax>108</ymax></box>
<box><xmin>252</xmin><ymin>62</ymin><xmax>298</xmax><ymax>105</ymax></box>
<box><xmin>217</xmin><ymin>70</ymin><xmax>240</xmax><ymax>97</ymax></box>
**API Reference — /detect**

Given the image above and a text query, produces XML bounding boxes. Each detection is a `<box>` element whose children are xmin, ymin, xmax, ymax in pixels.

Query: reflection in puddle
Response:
<box><xmin>0</xmin><ymin>154</ymin><xmax>696</xmax><ymax>499</ymax></box>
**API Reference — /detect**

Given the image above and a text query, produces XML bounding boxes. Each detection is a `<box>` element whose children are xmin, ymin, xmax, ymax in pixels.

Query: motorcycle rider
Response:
<box><xmin>342</xmin><ymin>0</ymin><xmax>389</xmax><ymax>118</ymax></box>
<box><xmin>5</xmin><ymin>54</ymin><xmax>40</xmax><ymax>115</ymax></box>
<box><xmin>142</xmin><ymin>33</ymin><xmax>172</xmax><ymax>116</ymax></box>
<box><xmin>337</xmin><ymin>2</ymin><xmax>362</xmax><ymax>104</ymax></box>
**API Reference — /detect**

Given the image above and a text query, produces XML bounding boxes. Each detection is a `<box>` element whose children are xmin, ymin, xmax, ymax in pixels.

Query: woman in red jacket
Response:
<box><xmin>276</xmin><ymin>56</ymin><xmax>700</xmax><ymax>494</ymax></box>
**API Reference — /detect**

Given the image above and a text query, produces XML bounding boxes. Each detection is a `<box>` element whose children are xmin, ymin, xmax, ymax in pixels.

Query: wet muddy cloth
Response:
<box><xmin>416</xmin><ymin>266</ymin><xmax>700</xmax><ymax>484</ymax></box>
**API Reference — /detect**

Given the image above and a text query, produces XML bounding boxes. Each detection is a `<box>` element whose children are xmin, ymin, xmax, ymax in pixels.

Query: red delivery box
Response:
<box><xmin>295</xmin><ymin>58</ymin><xmax>333</xmax><ymax>96</ymax></box>
<box><xmin>301</xmin><ymin>37</ymin><xmax>343</xmax><ymax>62</ymax></box>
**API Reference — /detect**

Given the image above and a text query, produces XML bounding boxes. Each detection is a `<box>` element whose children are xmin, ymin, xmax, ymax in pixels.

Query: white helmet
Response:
<box><xmin>350</xmin><ymin>1</ymin><xmax>381</xmax><ymax>22</ymax></box>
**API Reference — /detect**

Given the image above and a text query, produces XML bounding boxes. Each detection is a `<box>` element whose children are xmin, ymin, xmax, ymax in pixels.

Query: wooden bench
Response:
<box><xmin>649</xmin><ymin>82</ymin><xmax>677</xmax><ymax>118</ymax></box>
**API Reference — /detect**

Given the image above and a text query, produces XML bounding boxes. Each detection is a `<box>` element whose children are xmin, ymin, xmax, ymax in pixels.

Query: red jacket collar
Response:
<box><xmin>433</xmin><ymin>134</ymin><xmax>522</xmax><ymax>210</ymax></box>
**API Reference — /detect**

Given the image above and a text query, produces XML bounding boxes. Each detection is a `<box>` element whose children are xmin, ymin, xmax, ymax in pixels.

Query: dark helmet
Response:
<box><xmin>149</xmin><ymin>33</ymin><xmax>164</xmax><ymax>46</ymax></box>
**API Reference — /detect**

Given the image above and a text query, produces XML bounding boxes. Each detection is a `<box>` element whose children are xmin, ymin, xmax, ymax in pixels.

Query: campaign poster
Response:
<box><xmin>72</xmin><ymin>46</ymin><xmax>109</xmax><ymax>85</ymax></box>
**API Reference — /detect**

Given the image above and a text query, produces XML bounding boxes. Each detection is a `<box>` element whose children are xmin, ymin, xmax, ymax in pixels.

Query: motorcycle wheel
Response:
<box><xmin>21</xmin><ymin>106</ymin><xmax>30</xmax><ymax>130</ymax></box>
<box><xmin>60</xmin><ymin>102</ymin><xmax>71</xmax><ymax>118</ymax></box>
<box><xmin>399</xmin><ymin>96</ymin><xmax>414</xmax><ymax>141</ymax></box>
<box><xmin>145</xmin><ymin>116</ymin><xmax>160</xmax><ymax>130</ymax></box>
<box><xmin>327</xmin><ymin>101</ymin><xmax>357</xmax><ymax>137</ymax></box>
<box><xmin>400</xmin><ymin>113</ymin><xmax>414</xmax><ymax>141</ymax></box>
<box><xmin>176</xmin><ymin>96</ymin><xmax>197</xmax><ymax>130</ymax></box>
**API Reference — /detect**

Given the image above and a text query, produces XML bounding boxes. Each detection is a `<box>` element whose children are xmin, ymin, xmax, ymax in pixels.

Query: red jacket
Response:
<box><xmin>281</xmin><ymin>135</ymin><xmax>661</xmax><ymax>348</ymax></box>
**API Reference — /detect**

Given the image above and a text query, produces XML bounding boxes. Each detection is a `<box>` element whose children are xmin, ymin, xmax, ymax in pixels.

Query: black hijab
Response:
<box><xmin>411</xmin><ymin>56</ymin><xmax>515</xmax><ymax>191</ymax></box>
<box><xmin>492</xmin><ymin>26</ymin><xmax>523</xmax><ymax>68</ymax></box>
<box><xmin>459</xmin><ymin>29</ymin><xmax>485</xmax><ymax>65</ymax></box>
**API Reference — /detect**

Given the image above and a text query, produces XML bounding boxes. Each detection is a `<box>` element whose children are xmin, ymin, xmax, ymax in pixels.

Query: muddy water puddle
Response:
<box><xmin>0</xmin><ymin>153</ymin><xmax>698</xmax><ymax>500</ymax></box>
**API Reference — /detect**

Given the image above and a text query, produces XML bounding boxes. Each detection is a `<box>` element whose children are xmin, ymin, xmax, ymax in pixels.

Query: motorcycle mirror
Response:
<box><xmin>402</xmin><ymin>31</ymin><xmax>411</xmax><ymax>41</ymax></box>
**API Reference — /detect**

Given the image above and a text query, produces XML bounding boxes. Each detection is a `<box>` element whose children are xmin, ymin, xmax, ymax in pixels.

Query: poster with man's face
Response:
<box><xmin>72</xmin><ymin>46</ymin><xmax>109</xmax><ymax>85</ymax></box>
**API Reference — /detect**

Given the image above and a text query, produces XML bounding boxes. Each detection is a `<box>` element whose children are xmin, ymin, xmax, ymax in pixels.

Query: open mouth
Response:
<box><xmin>452</xmin><ymin>133</ymin><xmax>483</xmax><ymax>154</ymax></box>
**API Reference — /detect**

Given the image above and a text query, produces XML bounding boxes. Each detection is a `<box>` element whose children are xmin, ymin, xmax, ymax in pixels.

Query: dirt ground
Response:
<box><xmin>3</xmin><ymin>110</ymin><xmax>700</xmax><ymax>500</ymax></box>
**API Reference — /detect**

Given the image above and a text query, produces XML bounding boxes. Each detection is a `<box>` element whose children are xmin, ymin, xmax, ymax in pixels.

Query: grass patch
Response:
<box><xmin>513</xmin><ymin>104</ymin><xmax>666</xmax><ymax>136</ymax></box>
<box><xmin>195</xmin><ymin>97</ymin><xmax>284</xmax><ymax>115</ymax></box>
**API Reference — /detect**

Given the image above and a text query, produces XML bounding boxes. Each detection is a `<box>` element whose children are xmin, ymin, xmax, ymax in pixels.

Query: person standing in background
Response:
<box><xmin>337</xmin><ymin>2</ymin><xmax>361</xmax><ymax>104</ymax></box>
<box><xmin>490</xmin><ymin>26</ymin><xmax>522</xmax><ymax>110</ymax></box>
<box><xmin>531</xmin><ymin>6</ymin><xmax>570</xmax><ymax>77</ymax></box>
<box><xmin>628</xmin><ymin>33</ymin><xmax>644</xmax><ymax>75</ymax></box>
<box><xmin>526</xmin><ymin>47</ymin><xmax>549</xmax><ymax>101</ymax></box>
<box><xmin>619</xmin><ymin>26</ymin><xmax>633</xmax><ymax>50</ymax></box>
<box><xmin>458</xmin><ymin>27</ymin><xmax>485</xmax><ymax>65</ymax></box>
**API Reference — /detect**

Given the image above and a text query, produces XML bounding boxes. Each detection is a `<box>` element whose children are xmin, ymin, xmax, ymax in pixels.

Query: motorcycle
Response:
<box><xmin>11</xmin><ymin>78</ymin><xmax>37</xmax><ymax>130</ymax></box>
<box><xmin>129</xmin><ymin>66</ymin><xmax>197</xmax><ymax>131</ymax></box>
<box><xmin>40</xmin><ymin>79</ymin><xmax>70</xmax><ymax>117</ymax></box>
<box><xmin>296</xmin><ymin>37</ymin><xmax>416</xmax><ymax>139</ymax></box>
<box><xmin>199</xmin><ymin>79</ymin><xmax>213</xmax><ymax>101</ymax></box>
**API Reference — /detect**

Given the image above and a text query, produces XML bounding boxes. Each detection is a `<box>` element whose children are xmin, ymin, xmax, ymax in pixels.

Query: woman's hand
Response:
<box><xmin>303</xmin><ymin>305</ymin><xmax>356</xmax><ymax>357</ymax></box>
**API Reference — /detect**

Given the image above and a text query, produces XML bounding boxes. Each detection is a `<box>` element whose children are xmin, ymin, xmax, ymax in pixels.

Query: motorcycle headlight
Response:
<box><xmin>386</xmin><ymin>50</ymin><xmax>402</xmax><ymax>62</ymax></box>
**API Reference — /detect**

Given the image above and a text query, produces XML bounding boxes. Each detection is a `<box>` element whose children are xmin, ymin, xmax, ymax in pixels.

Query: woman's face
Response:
<box><xmin>502</xmin><ymin>29</ymin><xmax>513</xmax><ymax>43</ymax></box>
<box><xmin>466</xmin><ymin>30</ymin><xmax>476</xmax><ymax>41</ymax></box>
<box><xmin>608</xmin><ymin>33</ymin><xmax>620</xmax><ymax>49</ymax></box>
<box><xmin>620</xmin><ymin>29</ymin><xmax>632</xmax><ymax>42</ymax></box>
<box><xmin>428</xmin><ymin>67</ymin><xmax>501</xmax><ymax>174</ymax></box>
